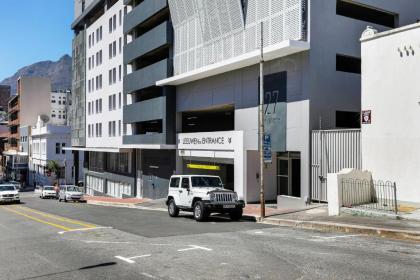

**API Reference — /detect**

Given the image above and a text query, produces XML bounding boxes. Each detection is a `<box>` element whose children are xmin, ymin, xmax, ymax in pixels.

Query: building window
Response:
<box><xmin>112</xmin><ymin>94</ymin><xmax>116</xmax><ymax>110</ymax></box>
<box><xmin>61</xmin><ymin>143</ymin><xmax>66</xmax><ymax>154</ymax></box>
<box><xmin>336</xmin><ymin>111</ymin><xmax>361</xmax><ymax>128</ymax></box>
<box><xmin>109</xmin><ymin>43</ymin><xmax>112</xmax><ymax>59</ymax></box>
<box><xmin>336</xmin><ymin>0</ymin><xmax>397</xmax><ymax>28</ymax></box>
<box><xmin>119</xmin><ymin>37</ymin><xmax>122</xmax><ymax>54</ymax></box>
<box><xmin>109</xmin><ymin>17</ymin><xmax>113</xmax><ymax>33</ymax></box>
<box><xmin>119</xmin><ymin>10</ymin><xmax>122</xmax><ymax>26</ymax></box>
<box><xmin>113</xmin><ymin>41</ymin><xmax>117</xmax><ymax>57</ymax></box>
<box><xmin>113</xmin><ymin>14</ymin><xmax>117</xmax><ymax>30</ymax></box>
<box><xmin>118</xmin><ymin>65</ymin><xmax>121</xmax><ymax>81</ymax></box>
<box><xmin>336</xmin><ymin>54</ymin><xmax>361</xmax><ymax>74</ymax></box>
<box><xmin>118</xmin><ymin>120</ymin><xmax>121</xmax><ymax>136</ymax></box>
<box><xmin>118</xmin><ymin>92</ymin><xmax>121</xmax><ymax>109</ymax></box>
<box><xmin>55</xmin><ymin>143</ymin><xmax>60</xmax><ymax>154</ymax></box>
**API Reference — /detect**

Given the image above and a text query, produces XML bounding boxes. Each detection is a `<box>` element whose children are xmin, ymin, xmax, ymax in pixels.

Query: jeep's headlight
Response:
<box><xmin>210</xmin><ymin>193</ymin><xmax>216</xmax><ymax>201</ymax></box>
<box><xmin>233</xmin><ymin>193</ymin><xmax>238</xmax><ymax>201</ymax></box>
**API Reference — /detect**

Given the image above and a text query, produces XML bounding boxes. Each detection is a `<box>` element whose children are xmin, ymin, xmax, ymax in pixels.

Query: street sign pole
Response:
<box><xmin>259</xmin><ymin>22</ymin><xmax>266</xmax><ymax>219</ymax></box>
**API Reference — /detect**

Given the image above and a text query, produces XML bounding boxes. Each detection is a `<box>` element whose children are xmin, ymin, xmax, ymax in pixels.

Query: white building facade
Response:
<box><xmin>28</xmin><ymin>117</ymin><xmax>78</xmax><ymax>186</ymax></box>
<box><xmin>361</xmin><ymin>23</ymin><xmax>420</xmax><ymax>204</ymax></box>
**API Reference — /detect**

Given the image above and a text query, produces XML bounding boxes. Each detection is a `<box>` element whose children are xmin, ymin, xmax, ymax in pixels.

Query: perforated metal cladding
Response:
<box><xmin>168</xmin><ymin>0</ymin><xmax>306</xmax><ymax>75</ymax></box>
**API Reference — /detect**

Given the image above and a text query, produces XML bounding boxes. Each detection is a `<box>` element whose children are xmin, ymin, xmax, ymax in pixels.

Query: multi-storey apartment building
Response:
<box><xmin>154</xmin><ymin>0</ymin><xmax>420</xmax><ymax>205</ymax></box>
<box><xmin>51</xmin><ymin>90</ymin><xmax>70</xmax><ymax>125</ymax></box>
<box><xmin>122</xmin><ymin>0</ymin><xmax>176</xmax><ymax>199</ymax></box>
<box><xmin>72</xmin><ymin>0</ymin><xmax>137</xmax><ymax>197</ymax></box>
<box><xmin>0</xmin><ymin>85</ymin><xmax>10</xmax><ymax>112</ymax></box>
<box><xmin>3</xmin><ymin>77</ymin><xmax>51</xmax><ymax>184</ymax></box>
<box><xmin>71</xmin><ymin>0</ymin><xmax>420</xmax><ymax>203</ymax></box>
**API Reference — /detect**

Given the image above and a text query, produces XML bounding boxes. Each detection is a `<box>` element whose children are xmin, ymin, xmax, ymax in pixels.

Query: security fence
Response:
<box><xmin>341</xmin><ymin>179</ymin><xmax>398</xmax><ymax>214</ymax></box>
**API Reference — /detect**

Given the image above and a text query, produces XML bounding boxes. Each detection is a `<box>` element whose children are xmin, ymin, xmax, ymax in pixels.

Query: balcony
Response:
<box><xmin>123</xmin><ymin>133</ymin><xmax>166</xmax><ymax>145</ymax></box>
<box><xmin>124</xmin><ymin>59</ymin><xmax>171</xmax><ymax>94</ymax></box>
<box><xmin>124</xmin><ymin>21</ymin><xmax>172</xmax><ymax>65</ymax></box>
<box><xmin>123</xmin><ymin>96</ymin><xmax>165</xmax><ymax>124</ymax></box>
<box><xmin>124</xmin><ymin>0</ymin><xmax>167</xmax><ymax>34</ymax></box>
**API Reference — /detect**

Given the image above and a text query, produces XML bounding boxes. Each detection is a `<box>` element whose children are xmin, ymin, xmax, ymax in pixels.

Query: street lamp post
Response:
<box><xmin>259</xmin><ymin>22</ymin><xmax>266</xmax><ymax>219</ymax></box>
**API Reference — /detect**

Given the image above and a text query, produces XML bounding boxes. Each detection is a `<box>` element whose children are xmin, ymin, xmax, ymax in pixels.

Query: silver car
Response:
<box><xmin>0</xmin><ymin>184</ymin><xmax>20</xmax><ymax>204</ymax></box>
<box><xmin>58</xmin><ymin>185</ymin><xmax>84</xmax><ymax>202</ymax></box>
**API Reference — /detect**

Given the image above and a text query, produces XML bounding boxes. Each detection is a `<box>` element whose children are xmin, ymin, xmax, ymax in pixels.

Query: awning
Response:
<box><xmin>63</xmin><ymin>147</ymin><xmax>128</xmax><ymax>153</ymax></box>
<box><xmin>156</xmin><ymin>40</ymin><xmax>310</xmax><ymax>86</ymax></box>
<box><xmin>122</xmin><ymin>144</ymin><xmax>177</xmax><ymax>150</ymax></box>
<box><xmin>3</xmin><ymin>150</ymin><xmax>28</xmax><ymax>156</ymax></box>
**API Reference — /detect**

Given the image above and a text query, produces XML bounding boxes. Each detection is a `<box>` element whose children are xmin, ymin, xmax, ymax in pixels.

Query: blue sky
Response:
<box><xmin>0</xmin><ymin>0</ymin><xmax>73</xmax><ymax>81</ymax></box>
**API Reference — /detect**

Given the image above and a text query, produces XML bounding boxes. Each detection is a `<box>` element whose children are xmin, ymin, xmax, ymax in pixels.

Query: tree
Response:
<box><xmin>46</xmin><ymin>160</ymin><xmax>62</xmax><ymax>184</ymax></box>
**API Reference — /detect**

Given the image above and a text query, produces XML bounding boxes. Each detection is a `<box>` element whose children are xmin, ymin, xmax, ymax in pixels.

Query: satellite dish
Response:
<box><xmin>40</xmin><ymin>115</ymin><xmax>50</xmax><ymax>123</ymax></box>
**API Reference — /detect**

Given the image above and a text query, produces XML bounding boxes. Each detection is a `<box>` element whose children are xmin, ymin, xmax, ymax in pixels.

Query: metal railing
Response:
<box><xmin>341</xmin><ymin>179</ymin><xmax>398</xmax><ymax>214</ymax></box>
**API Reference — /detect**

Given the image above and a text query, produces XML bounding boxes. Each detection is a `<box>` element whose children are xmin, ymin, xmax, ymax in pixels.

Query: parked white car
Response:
<box><xmin>40</xmin><ymin>186</ymin><xmax>57</xmax><ymax>199</ymax></box>
<box><xmin>0</xmin><ymin>184</ymin><xmax>20</xmax><ymax>204</ymax></box>
<box><xmin>166</xmin><ymin>175</ymin><xmax>245</xmax><ymax>222</ymax></box>
<box><xmin>58</xmin><ymin>185</ymin><xmax>84</xmax><ymax>202</ymax></box>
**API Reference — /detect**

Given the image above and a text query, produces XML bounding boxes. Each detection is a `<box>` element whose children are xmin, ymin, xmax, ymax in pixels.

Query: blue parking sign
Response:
<box><xmin>263</xmin><ymin>134</ymin><xmax>272</xmax><ymax>163</ymax></box>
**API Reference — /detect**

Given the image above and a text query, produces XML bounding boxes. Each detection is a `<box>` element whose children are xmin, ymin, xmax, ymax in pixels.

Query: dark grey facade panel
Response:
<box><xmin>124</xmin><ymin>21</ymin><xmax>173</xmax><ymax>65</ymax></box>
<box><xmin>123</xmin><ymin>96</ymin><xmax>166</xmax><ymax>124</ymax></box>
<box><xmin>123</xmin><ymin>133</ymin><xmax>166</xmax><ymax>145</ymax></box>
<box><xmin>123</xmin><ymin>0</ymin><xmax>167</xmax><ymax>34</ymax></box>
<box><xmin>124</xmin><ymin>59</ymin><xmax>170</xmax><ymax>94</ymax></box>
<box><xmin>71</xmin><ymin>30</ymin><xmax>86</xmax><ymax>147</ymax></box>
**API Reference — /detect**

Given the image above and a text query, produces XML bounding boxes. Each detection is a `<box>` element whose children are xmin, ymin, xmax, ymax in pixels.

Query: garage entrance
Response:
<box><xmin>183</xmin><ymin>160</ymin><xmax>234</xmax><ymax>191</ymax></box>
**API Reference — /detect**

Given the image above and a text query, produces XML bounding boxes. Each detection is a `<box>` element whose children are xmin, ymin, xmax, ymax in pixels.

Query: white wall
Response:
<box><xmin>361</xmin><ymin>23</ymin><xmax>420</xmax><ymax>204</ymax></box>
<box><xmin>308</xmin><ymin>0</ymin><xmax>420</xmax><ymax>131</ymax></box>
<box><xmin>85</xmin><ymin>0</ymin><xmax>125</xmax><ymax>148</ymax></box>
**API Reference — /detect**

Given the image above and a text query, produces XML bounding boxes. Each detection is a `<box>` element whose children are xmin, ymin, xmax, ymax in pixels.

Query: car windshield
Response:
<box><xmin>191</xmin><ymin>177</ymin><xmax>223</xmax><ymax>188</ymax></box>
<box><xmin>0</xmin><ymin>185</ymin><xmax>15</xmax><ymax>191</ymax></box>
<box><xmin>44</xmin><ymin>187</ymin><xmax>54</xmax><ymax>190</ymax></box>
<box><xmin>66</xmin><ymin>186</ymin><xmax>80</xmax><ymax>192</ymax></box>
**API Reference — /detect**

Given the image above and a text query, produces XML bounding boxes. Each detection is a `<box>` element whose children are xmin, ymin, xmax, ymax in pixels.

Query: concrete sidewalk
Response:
<box><xmin>263</xmin><ymin>206</ymin><xmax>420</xmax><ymax>242</ymax></box>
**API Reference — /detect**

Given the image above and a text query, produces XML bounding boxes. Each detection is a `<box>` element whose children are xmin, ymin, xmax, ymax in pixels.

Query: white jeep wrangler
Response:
<box><xmin>166</xmin><ymin>175</ymin><xmax>245</xmax><ymax>222</ymax></box>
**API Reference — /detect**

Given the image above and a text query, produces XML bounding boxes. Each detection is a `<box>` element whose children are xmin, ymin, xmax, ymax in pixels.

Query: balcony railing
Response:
<box><xmin>123</xmin><ymin>0</ymin><xmax>167</xmax><ymax>34</ymax></box>
<box><xmin>123</xmin><ymin>96</ymin><xmax>166</xmax><ymax>124</ymax></box>
<box><xmin>124</xmin><ymin>59</ymin><xmax>171</xmax><ymax>94</ymax></box>
<box><xmin>124</xmin><ymin>21</ymin><xmax>172</xmax><ymax>65</ymax></box>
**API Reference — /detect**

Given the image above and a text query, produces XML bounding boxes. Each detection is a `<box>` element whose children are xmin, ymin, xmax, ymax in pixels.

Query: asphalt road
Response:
<box><xmin>0</xmin><ymin>192</ymin><xmax>419</xmax><ymax>280</ymax></box>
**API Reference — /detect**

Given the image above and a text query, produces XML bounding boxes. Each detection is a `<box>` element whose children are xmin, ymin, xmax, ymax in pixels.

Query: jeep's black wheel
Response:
<box><xmin>168</xmin><ymin>199</ymin><xmax>179</xmax><ymax>217</ymax></box>
<box><xmin>193</xmin><ymin>201</ymin><xmax>207</xmax><ymax>222</ymax></box>
<box><xmin>229</xmin><ymin>208</ymin><xmax>243</xmax><ymax>221</ymax></box>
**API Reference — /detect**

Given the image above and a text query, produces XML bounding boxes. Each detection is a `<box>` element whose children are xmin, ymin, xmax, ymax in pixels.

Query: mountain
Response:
<box><xmin>0</xmin><ymin>55</ymin><xmax>72</xmax><ymax>94</ymax></box>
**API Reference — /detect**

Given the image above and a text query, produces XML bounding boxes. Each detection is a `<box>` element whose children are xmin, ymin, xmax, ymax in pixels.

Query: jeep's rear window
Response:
<box><xmin>191</xmin><ymin>177</ymin><xmax>223</xmax><ymax>188</ymax></box>
<box><xmin>170</xmin><ymin>178</ymin><xmax>180</xmax><ymax>188</ymax></box>
<box><xmin>44</xmin><ymin>187</ymin><xmax>54</xmax><ymax>190</ymax></box>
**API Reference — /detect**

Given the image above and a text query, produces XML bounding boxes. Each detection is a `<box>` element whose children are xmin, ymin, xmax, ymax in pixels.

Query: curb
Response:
<box><xmin>261</xmin><ymin>217</ymin><xmax>420</xmax><ymax>242</ymax></box>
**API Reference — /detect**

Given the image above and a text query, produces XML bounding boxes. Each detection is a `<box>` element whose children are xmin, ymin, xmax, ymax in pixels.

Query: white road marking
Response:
<box><xmin>83</xmin><ymin>240</ymin><xmax>132</xmax><ymax>244</ymax></box>
<box><xmin>177</xmin><ymin>245</ymin><xmax>212</xmax><ymax>252</ymax></box>
<box><xmin>311</xmin><ymin>234</ymin><xmax>362</xmax><ymax>240</ymax></box>
<box><xmin>141</xmin><ymin>272</ymin><xmax>158</xmax><ymax>279</ymax></box>
<box><xmin>115</xmin><ymin>254</ymin><xmax>152</xmax><ymax>264</ymax></box>
<box><xmin>58</xmin><ymin>226</ymin><xmax>112</xmax><ymax>234</ymax></box>
<box><xmin>254</xmin><ymin>231</ymin><xmax>264</xmax><ymax>234</ymax></box>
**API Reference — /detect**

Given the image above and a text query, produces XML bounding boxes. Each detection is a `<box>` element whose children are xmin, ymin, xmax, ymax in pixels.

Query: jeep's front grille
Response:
<box><xmin>215</xmin><ymin>193</ymin><xmax>235</xmax><ymax>203</ymax></box>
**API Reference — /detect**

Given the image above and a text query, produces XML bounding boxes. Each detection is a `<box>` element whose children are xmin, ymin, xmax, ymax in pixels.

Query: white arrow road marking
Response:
<box><xmin>177</xmin><ymin>245</ymin><xmax>212</xmax><ymax>252</ymax></box>
<box><xmin>115</xmin><ymin>254</ymin><xmax>152</xmax><ymax>264</ymax></box>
